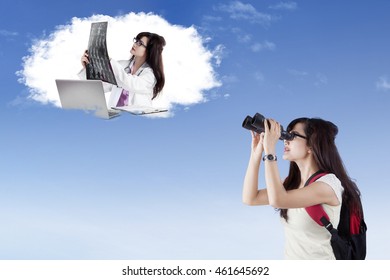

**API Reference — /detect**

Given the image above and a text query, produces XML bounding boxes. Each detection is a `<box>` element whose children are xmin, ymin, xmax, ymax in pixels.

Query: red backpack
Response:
<box><xmin>304</xmin><ymin>171</ymin><xmax>367</xmax><ymax>260</ymax></box>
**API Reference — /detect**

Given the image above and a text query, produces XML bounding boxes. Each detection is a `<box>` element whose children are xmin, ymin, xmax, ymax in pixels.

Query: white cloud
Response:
<box><xmin>376</xmin><ymin>76</ymin><xmax>390</xmax><ymax>91</ymax></box>
<box><xmin>202</xmin><ymin>15</ymin><xmax>223</xmax><ymax>22</ymax></box>
<box><xmin>288</xmin><ymin>69</ymin><xmax>309</xmax><ymax>77</ymax></box>
<box><xmin>0</xmin><ymin>29</ymin><xmax>19</xmax><ymax>37</ymax></box>
<box><xmin>288</xmin><ymin>69</ymin><xmax>328</xmax><ymax>87</ymax></box>
<box><xmin>314</xmin><ymin>72</ymin><xmax>328</xmax><ymax>87</ymax></box>
<box><xmin>212</xmin><ymin>44</ymin><xmax>226</xmax><ymax>66</ymax></box>
<box><xmin>222</xmin><ymin>74</ymin><xmax>239</xmax><ymax>84</ymax></box>
<box><xmin>232</xmin><ymin>28</ymin><xmax>252</xmax><ymax>43</ymax></box>
<box><xmin>254</xmin><ymin>71</ymin><xmax>265</xmax><ymax>82</ymax></box>
<box><xmin>16</xmin><ymin>12</ymin><xmax>221</xmax><ymax>117</ymax></box>
<box><xmin>269</xmin><ymin>2</ymin><xmax>298</xmax><ymax>11</ymax></box>
<box><xmin>216</xmin><ymin>1</ymin><xmax>276</xmax><ymax>25</ymax></box>
<box><xmin>251</xmin><ymin>40</ymin><xmax>275</xmax><ymax>52</ymax></box>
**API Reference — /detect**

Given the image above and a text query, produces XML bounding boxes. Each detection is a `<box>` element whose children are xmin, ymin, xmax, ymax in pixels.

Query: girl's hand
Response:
<box><xmin>81</xmin><ymin>50</ymin><xmax>89</xmax><ymax>68</ymax></box>
<box><xmin>263</xmin><ymin>119</ymin><xmax>281</xmax><ymax>154</ymax></box>
<box><xmin>250</xmin><ymin>130</ymin><xmax>264</xmax><ymax>159</ymax></box>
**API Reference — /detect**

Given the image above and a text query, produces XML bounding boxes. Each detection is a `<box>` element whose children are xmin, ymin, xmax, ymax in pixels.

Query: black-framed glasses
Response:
<box><xmin>133</xmin><ymin>38</ymin><xmax>147</xmax><ymax>48</ymax></box>
<box><xmin>290</xmin><ymin>132</ymin><xmax>307</xmax><ymax>140</ymax></box>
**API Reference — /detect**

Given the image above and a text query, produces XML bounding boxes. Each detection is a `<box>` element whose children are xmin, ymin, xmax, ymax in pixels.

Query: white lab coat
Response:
<box><xmin>78</xmin><ymin>59</ymin><xmax>156</xmax><ymax>108</ymax></box>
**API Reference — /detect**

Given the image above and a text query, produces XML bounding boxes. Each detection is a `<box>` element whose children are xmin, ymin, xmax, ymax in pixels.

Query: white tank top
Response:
<box><xmin>281</xmin><ymin>173</ymin><xmax>344</xmax><ymax>259</ymax></box>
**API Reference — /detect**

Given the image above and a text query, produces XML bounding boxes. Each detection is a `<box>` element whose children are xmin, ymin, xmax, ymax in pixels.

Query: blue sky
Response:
<box><xmin>1</xmin><ymin>0</ymin><xmax>389</xmax><ymax>259</ymax></box>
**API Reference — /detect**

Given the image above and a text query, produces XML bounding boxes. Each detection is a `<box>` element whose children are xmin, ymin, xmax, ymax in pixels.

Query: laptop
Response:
<box><xmin>55</xmin><ymin>79</ymin><xmax>120</xmax><ymax>119</ymax></box>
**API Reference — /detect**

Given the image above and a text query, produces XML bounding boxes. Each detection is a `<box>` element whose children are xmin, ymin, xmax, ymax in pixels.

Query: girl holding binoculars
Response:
<box><xmin>242</xmin><ymin>117</ymin><xmax>363</xmax><ymax>259</ymax></box>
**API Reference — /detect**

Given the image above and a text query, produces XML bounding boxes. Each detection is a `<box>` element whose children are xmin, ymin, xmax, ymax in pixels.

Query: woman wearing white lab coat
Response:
<box><xmin>79</xmin><ymin>32</ymin><xmax>165</xmax><ymax>108</ymax></box>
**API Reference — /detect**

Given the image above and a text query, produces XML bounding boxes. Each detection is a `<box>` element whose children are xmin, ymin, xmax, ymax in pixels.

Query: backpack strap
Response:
<box><xmin>304</xmin><ymin>171</ymin><xmax>332</xmax><ymax>228</ymax></box>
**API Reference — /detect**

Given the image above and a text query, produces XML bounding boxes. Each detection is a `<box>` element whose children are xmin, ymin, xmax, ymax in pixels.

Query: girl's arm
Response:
<box><xmin>242</xmin><ymin>131</ymin><xmax>270</xmax><ymax>206</ymax></box>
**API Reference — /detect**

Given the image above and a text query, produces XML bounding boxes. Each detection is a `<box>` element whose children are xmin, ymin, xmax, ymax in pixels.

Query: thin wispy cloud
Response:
<box><xmin>376</xmin><ymin>76</ymin><xmax>390</xmax><ymax>91</ymax></box>
<box><xmin>314</xmin><ymin>73</ymin><xmax>328</xmax><ymax>87</ymax></box>
<box><xmin>202</xmin><ymin>15</ymin><xmax>223</xmax><ymax>22</ymax></box>
<box><xmin>216</xmin><ymin>1</ymin><xmax>276</xmax><ymax>25</ymax></box>
<box><xmin>221</xmin><ymin>74</ymin><xmax>239</xmax><ymax>84</ymax></box>
<box><xmin>0</xmin><ymin>29</ymin><xmax>18</xmax><ymax>37</ymax></box>
<box><xmin>251</xmin><ymin>41</ymin><xmax>276</xmax><ymax>52</ymax></box>
<box><xmin>231</xmin><ymin>27</ymin><xmax>275</xmax><ymax>53</ymax></box>
<box><xmin>16</xmin><ymin>13</ymin><xmax>221</xmax><ymax>117</ymax></box>
<box><xmin>254</xmin><ymin>71</ymin><xmax>265</xmax><ymax>82</ymax></box>
<box><xmin>212</xmin><ymin>44</ymin><xmax>226</xmax><ymax>67</ymax></box>
<box><xmin>269</xmin><ymin>2</ymin><xmax>298</xmax><ymax>11</ymax></box>
<box><xmin>288</xmin><ymin>69</ymin><xmax>309</xmax><ymax>77</ymax></box>
<box><xmin>288</xmin><ymin>69</ymin><xmax>328</xmax><ymax>87</ymax></box>
<box><xmin>232</xmin><ymin>27</ymin><xmax>252</xmax><ymax>43</ymax></box>
<box><xmin>237</xmin><ymin>34</ymin><xmax>252</xmax><ymax>43</ymax></box>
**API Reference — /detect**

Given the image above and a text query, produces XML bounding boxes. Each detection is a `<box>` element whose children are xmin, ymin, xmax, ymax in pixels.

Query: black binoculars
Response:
<box><xmin>242</xmin><ymin>113</ymin><xmax>294</xmax><ymax>141</ymax></box>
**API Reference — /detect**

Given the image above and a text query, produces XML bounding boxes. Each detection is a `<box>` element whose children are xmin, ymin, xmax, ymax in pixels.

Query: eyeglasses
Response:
<box><xmin>133</xmin><ymin>38</ymin><xmax>147</xmax><ymax>48</ymax></box>
<box><xmin>289</xmin><ymin>132</ymin><xmax>307</xmax><ymax>140</ymax></box>
<box><xmin>284</xmin><ymin>132</ymin><xmax>307</xmax><ymax>141</ymax></box>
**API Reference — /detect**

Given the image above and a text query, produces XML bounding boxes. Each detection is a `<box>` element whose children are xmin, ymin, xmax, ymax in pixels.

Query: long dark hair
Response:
<box><xmin>280</xmin><ymin>118</ymin><xmax>363</xmax><ymax>221</ymax></box>
<box><xmin>133</xmin><ymin>32</ymin><xmax>166</xmax><ymax>99</ymax></box>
